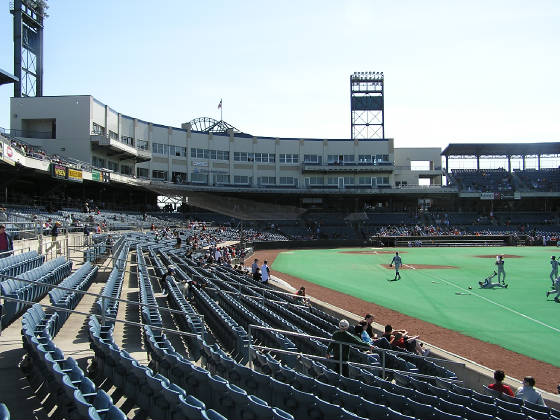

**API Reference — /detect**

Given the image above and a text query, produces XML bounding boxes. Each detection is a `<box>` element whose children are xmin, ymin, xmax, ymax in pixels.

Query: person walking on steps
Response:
<box><xmin>390</xmin><ymin>252</ymin><xmax>402</xmax><ymax>280</ymax></box>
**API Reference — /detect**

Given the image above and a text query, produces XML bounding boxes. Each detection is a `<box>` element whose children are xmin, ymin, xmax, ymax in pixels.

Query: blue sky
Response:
<box><xmin>0</xmin><ymin>0</ymin><xmax>559</xmax><ymax>148</ymax></box>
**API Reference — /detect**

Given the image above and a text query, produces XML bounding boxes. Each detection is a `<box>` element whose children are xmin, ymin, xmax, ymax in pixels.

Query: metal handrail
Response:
<box><xmin>0</xmin><ymin>272</ymin><xmax>201</xmax><ymax>320</ymax></box>
<box><xmin>251</xmin><ymin>344</ymin><xmax>463</xmax><ymax>384</ymax></box>
<box><xmin>246</xmin><ymin>324</ymin><xmax>465</xmax><ymax>366</ymax></box>
<box><xmin>1</xmin><ymin>294</ymin><xmax>200</xmax><ymax>339</ymax></box>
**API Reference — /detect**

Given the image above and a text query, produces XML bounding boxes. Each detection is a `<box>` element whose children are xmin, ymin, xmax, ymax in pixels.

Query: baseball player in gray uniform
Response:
<box><xmin>550</xmin><ymin>256</ymin><xmax>558</xmax><ymax>287</ymax></box>
<box><xmin>390</xmin><ymin>252</ymin><xmax>402</xmax><ymax>280</ymax></box>
<box><xmin>546</xmin><ymin>275</ymin><xmax>560</xmax><ymax>302</ymax></box>
<box><xmin>496</xmin><ymin>255</ymin><xmax>506</xmax><ymax>284</ymax></box>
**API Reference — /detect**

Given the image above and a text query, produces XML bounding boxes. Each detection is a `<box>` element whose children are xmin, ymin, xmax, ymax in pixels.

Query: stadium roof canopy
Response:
<box><xmin>442</xmin><ymin>142</ymin><xmax>560</xmax><ymax>157</ymax></box>
<box><xmin>0</xmin><ymin>68</ymin><xmax>18</xmax><ymax>86</ymax></box>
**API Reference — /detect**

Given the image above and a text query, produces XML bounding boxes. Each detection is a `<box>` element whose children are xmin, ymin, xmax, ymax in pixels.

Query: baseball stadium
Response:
<box><xmin>1</xmin><ymin>1</ymin><xmax>560</xmax><ymax>420</ymax></box>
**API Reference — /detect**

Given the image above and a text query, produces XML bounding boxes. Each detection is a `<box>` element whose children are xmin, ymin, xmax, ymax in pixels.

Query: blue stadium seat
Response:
<box><xmin>0</xmin><ymin>403</ymin><xmax>10</xmax><ymax>420</ymax></box>
<box><xmin>496</xmin><ymin>406</ymin><xmax>528</xmax><ymax>420</ymax></box>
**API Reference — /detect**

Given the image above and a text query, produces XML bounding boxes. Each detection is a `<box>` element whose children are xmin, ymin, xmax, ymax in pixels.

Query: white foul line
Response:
<box><xmin>417</xmin><ymin>270</ymin><xmax>560</xmax><ymax>334</ymax></box>
<box><xmin>403</xmin><ymin>264</ymin><xmax>416</xmax><ymax>270</ymax></box>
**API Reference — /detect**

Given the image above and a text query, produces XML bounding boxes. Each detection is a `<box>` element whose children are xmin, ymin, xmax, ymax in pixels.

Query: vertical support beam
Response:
<box><xmin>522</xmin><ymin>155</ymin><xmax>526</xmax><ymax>170</ymax></box>
<box><xmin>476</xmin><ymin>155</ymin><xmax>480</xmax><ymax>170</ymax></box>
<box><xmin>538</xmin><ymin>154</ymin><xmax>541</xmax><ymax>170</ymax></box>
<box><xmin>12</xmin><ymin>0</ymin><xmax>22</xmax><ymax>97</ymax></box>
<box><xmin>507</xmin><ymin>156</ymin><xmax>511</xmax><ymax>172</ymax></box>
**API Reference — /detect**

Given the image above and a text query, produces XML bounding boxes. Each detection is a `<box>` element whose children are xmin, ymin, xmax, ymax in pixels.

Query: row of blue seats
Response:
<box><xmin>95</xmin><ymin>267</ymin><xmax>124</xmax><ymax>322</ymax></box>
<box><xmin>137</xmin><ymin>245</ymin><xmax>164</xmax><ymax>329</ymax></box>
<box><xmin>144</xmin><ymin>325</ymin><xmax>295</xmax><ymax>420</ymax></box>
<box><xmin>134</xmin><ymin>252</ymin><xmax>294</xmax><ymax>420</ymax></box>
<box><xmin>1</xmin><ymin>257</ymin><xmax>71</xmax><ymax>327</ymax></box>
<box><xmin>22</xmin><ymin>304</ymin><xmax>126</xmax><ymax>420</ymax></box>
<box><xmin>88</xmin><ymin>316</ymin><xmax>225</xmax><ymax>420</ymax></box>
<box><xmin>191</xmin><ymin>283</ymin><xmax>249</xmax><ymax>361</ymax></box>
<box><xmin>211</xmin><ymin>284</ymin><xmax>299</xmax><ymax>366</ymax></box>
<box><xmin>398</xmin><ymin>373</ymin><xmax>558</xmax><ymax>420</ymax></box>
<box><xmin>49</xmin><ymin>262</ymin><xmax>98</xmax><ymax>327</ymax></box>
<box><xmin>112</xmin><ymin>238</ymin><xmax>128</xmax><ymax>271</ymax></box>
<box><xmin>0</xmin><ymin>250</ymin><xmax>44</xmax><ymax>277</ymax></box>
<box><xmin>201</xmin><ymin>343</ymin><xmax>411</xmax><ymax>420</ymax></box>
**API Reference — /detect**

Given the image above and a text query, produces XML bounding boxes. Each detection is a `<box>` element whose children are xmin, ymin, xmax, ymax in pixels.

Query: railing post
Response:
<box><xmin>382</xmin><ymin>349</ymin><xmax>386</xmax><ymax>380</ymax></box>
<box><xmin>101</xmin><ymin>295</ymin><xmax>107</xmax><ymax>326</ymax></box>
<box><xmin>248</xmin><ymin>324</ymin><xmax>253</xmax><ymax>370</ymax></box>
<box><xmin>339</xmin><ymin>342</ymin><xmax>343</xmax><ymax>376</ymax></box>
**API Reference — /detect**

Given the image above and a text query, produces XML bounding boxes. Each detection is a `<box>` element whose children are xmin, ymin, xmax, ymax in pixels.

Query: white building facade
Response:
<box><xmin>10</xmin><ymin>95</ymin><xmax>442</xmax><ymax>191</ymax></box>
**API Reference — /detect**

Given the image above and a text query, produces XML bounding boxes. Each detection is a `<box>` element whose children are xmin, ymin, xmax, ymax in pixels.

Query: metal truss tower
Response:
<box><xmin>10</xmin><ymin>0</ymin><xmax>45</xmax><ymax>97</ymax></box>
<box><xmin>350</xmin><ymin>71</ymin><xmax>384</xmax><ymax>140</ymax></box>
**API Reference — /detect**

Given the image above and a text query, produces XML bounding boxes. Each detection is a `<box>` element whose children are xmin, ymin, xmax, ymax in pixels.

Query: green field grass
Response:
<box><xmin>271</xmin><ymin>247</ymin><xmax>560</xmax><ymax>366</ymax></box>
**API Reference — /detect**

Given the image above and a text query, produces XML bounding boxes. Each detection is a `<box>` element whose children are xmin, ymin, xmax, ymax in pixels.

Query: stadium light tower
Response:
<box><xmin>350</xmin><ymin>71</ymin><xmax>384</xmax><ymax>140</ymax></box>
<box><xmin>10</xmin><ymin>0</ymin><xmax>47</xmax><ymax>97</ymax></box>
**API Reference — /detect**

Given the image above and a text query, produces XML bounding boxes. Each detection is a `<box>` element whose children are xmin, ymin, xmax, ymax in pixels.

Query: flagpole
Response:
<box><xmin>220</xmin><ymin>98</ymin><xmax>223</xmax><ymax>121</ymax></box>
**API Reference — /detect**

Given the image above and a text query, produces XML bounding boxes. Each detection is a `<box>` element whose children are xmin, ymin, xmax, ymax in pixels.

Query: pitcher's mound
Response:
<box><xmin>474</xmin><ymin>254</ymin><xmax>523</xmax><ymax>258</ymax></box>
<box><xmin>381</xmin><ymin>264</ymin><xmax>458</xmax><ymax>270</ymax></box>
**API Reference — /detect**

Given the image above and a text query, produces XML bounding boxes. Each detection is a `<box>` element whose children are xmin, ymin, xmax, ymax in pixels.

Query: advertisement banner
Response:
<box><xmin>67</xmin><ymin>168</ymin><xmax>83</xmax><ymax>182</ymax></box>
<box><xmin>92</xmin><ymin>170</ymin><xmax>110</xmax><ymax>183</ymax></box>
<box><xmin>51</xmin><ymin>164</ymin><xmax>67</xmax><ymax>179</ymax></box>
<box><xmin>91</xmin><ymin>170</ymin><xmax>102</xmax><ymax>182</ymax></box>
<box><xmin>2</xmin><ymin>143</ymin><xmax>16</xmax><ymax>166</ymax></box>
<box><xmin>480</xmin><ymin>192</ymin><xmax>495</xmax><ymax>200</ymax></box>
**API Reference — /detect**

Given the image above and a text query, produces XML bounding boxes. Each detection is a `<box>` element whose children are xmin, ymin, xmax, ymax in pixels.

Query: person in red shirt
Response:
<box><xmin>488</xmin><ymin>370</ymin><xmax>515</xmax><ymax>397</ymax></box>
<box><xmin>0</xmin><ymin>225</ymin><xmax>14</xmax><ymax>258</ymax></box>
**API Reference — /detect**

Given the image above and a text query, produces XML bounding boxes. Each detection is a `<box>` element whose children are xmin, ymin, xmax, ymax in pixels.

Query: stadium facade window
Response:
<box><xmin>120</xmin><ymin>165</ymin><xmax>132</xmax><ymax>175</ymax></box>
<box><xmin>153</xmin><ymin>143</ymin><xmax>170</xmax><ymax>155</ymax></box>
<box><xmin>216</xmin><ymin>150</ymin><xmax>229</xmax><ymax>160</ymax></box>
<box><xmin>327</xmin><ymin>176</ymin><xmax>338</xmax><ymax>185</ymax></box>
<box><xmin>137</xmin><ymin>167</ymin><xmax>149</xmax><ymax>178</ymax></box>
<box><xmin>359</xmin><ymin>176</ymin><xmax>372</xmax><ymax>185</ymax></box>
<box><xmin>279</xmin><ymin>154</ymin><xmax>298</xmax><ymax>163</ymax></box>
<box><xmin>91</xmin><ymin>123</ymin><xmax>105</xmax><ymax>135</ymax></box>
<box><xmin>233</xmin><ymin>152</ymin><xmax>255</xmax><ymax>162</ymax></box>
<box><xmin>170</xmin><ymin>146</ymin><xmax>186</xmax><ymax>157</ymax></box>
<box><xmin>92</xmin><ymin>156</ymin><xmax>106</xmax><ymax>168</ymax></box>
<box><xmin>375</xmin><ymin>154</ymin><xmax>390</xmax><ymax>163</ymax></box>
<box><xmin>308</xmin><ymin>176</ymin><xmax>324</xmax><ymax>185</ymax></box>
<box><xmin>215</xmin><ymin>174</ymin><xmax>229</xmax><ymax>184</ymax></box>
<box><xmin>234</xmin><ymin>175</ymin><xmax>251</xmax><ymax>184</ymax></box>
<box><xmin>136</xmin><ymin>139</ymin><xmax>149</xmax><ymax>150</ymax></box>
<box><xmin>172</xmin><ymin>171</ymin><xmax>186</xmax><ymax>183</ymax></box>
<box><xmin>152</xmin><ymin>170</ymin><xmax>168</xmax><ymax>180</ymax></box>
<box><xmin>344</xmin><ymin>155</ymin><xmax>355</xmax><ymax>163</ymax></box>
<box><xmin>279</xmin><ymin>176</ymin><xmax>297</xmax><ymax>186</ymax></box>
<box><xmin>109</xmin><ymin>130</ymin><xmax>118</xmax><ymax>141</ymax></box>
<box><xmin>191</xmin><ymin>173</ymin><xmax>208</xmax><ymax>183</ymax></box>
<box><xmin>107</xmin><ymin>161</ymin><xmax>119</xmax><ymax>172</ymax></box>
<box><xmin>121</xmin><ymin>136</ymin><xmax>134</xmax><ymax>146</ymax></box>
<box><xmin>258</xmin><ymin>176</ymin><xmax>276</xmax><ymax>185</ymax></box>
<box><xmin>254</xmin><ymin>153</ymin><xmax>276</xmax><ymax>163</ymax></box>
<box><xmin>304</xmin><ymin>154</ymin><xmax>322</xmax><ymax>165</ymax></box>
<box><xmin>344</xmin><ymin>176</ymin><xmax>355</xmax><ymax>185</ymax></box>
<box><xmin>376</xmin><ymin>176</ymin><xmax>390</xmax><ymax>185</ymax></box>
<box><xmin>191</xmin><ymin>148</ymin><xmax>229</xmax><ymax>160</ymax></box>
<box><xmin>359</xmin><ymin>154</ymin><xmax>373</xmax><ymax>163</ymax></box>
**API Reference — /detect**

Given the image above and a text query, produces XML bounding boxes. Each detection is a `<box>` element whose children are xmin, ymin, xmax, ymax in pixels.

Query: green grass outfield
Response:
<box><xmin>271</xmin><ymin>246</ymin><xmax>560</xmax><ymax>367</ymax></box>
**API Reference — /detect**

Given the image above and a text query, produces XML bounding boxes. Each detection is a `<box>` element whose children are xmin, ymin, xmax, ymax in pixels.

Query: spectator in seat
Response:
<box><xmin>327</xmin><ymin>319</ymin><xmax>371</xmax><ymax>377</ymax></box>
<box><xmin>516</xmin><ymin>376</ymin><xmax>546</xmax><ymax>406</ymax></box>
<box><xmin>0</xmin><ymin>225</ymin><xmax>13</xmax><ymax>258</ymax></box>
<box><xmin>488</xmin><ymin>370</ymin><xmax>514</xmax><ymax>397</ymax></box>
